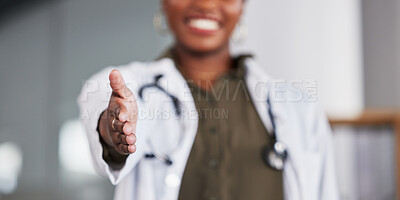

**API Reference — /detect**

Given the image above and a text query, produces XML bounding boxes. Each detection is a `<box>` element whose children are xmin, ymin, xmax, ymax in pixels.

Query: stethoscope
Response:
<box><xmin>138</xmin><ymin>74</ymin><xmax>288</xmax><ymax>171</ymax></box>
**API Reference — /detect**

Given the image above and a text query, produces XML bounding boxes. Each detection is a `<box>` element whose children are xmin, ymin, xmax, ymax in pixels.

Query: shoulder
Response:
<box><xmin>275</xmin><ymin>79</ymin><xmax>327</xmax><ymax>130</ymax></box>
<box><xmin>245</xmin><ymin>57</ymin><xmax>329</xmax><ymax>133</ymax></box>
<box><xmin>245</xmin><ymin>57</ymin><xmax>321</xmax><ymax>115</ymax></box>
<box><xmin>273</xmin><ymin>82</ymin><xmax>331</xmax><ymax>155</ymax></box>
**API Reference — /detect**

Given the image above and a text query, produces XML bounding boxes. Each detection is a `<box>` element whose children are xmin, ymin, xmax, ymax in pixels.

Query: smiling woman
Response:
<box><xmin>163</xmin><ymin>0</ymin><xmax>243</xmax><ymax>54</ymax></box>
<box><xmin>77</xmin><ymin>0</ymin><xmax>339</xmax><ymax>199</ymax></box>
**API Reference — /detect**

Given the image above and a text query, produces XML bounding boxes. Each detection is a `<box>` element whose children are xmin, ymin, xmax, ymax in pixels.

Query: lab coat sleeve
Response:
<box><xmin>77</xmin><ymin>65</ymin><xmax>147</xmax><ymax>185</ymax></box>
<box><xmin>314</xmin><ymin>105</ymin><xmax>339</xmax><ymax>200</ymax></box>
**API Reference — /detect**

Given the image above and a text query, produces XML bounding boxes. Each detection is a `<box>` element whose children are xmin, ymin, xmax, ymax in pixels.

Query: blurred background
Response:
<box><xmin>0</xmin><ymin>0</ymin><xmax>399</xmax><ymax>199</ymax></box>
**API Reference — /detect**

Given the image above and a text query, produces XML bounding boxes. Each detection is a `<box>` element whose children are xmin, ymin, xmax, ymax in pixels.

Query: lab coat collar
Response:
<box><xmin>147</xmin><ymin>58</ymin><xmax>195</xmax><ymax>104</ymax></box>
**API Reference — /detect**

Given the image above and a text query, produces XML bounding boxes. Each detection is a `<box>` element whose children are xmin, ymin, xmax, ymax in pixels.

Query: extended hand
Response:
<box><xmin>99</xmin><ymin>69</ymin><xmax>138</xmax><ymax>155</ymax></box>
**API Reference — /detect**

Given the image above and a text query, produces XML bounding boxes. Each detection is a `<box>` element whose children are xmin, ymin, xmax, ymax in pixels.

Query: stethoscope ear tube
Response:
<box><xmin>139</xmin><ymin>75</ymin><xmax>182</xmax><ymax>166</ymax></box>
<box><xmin>138</xmin><ymin>74</ymin><xmax>181</xmax><ymax>116</ymax></box>
<box><xmin>263</xmin><ymin>93</ymin><xmax>288</xmax><ymax>171</ymax></box>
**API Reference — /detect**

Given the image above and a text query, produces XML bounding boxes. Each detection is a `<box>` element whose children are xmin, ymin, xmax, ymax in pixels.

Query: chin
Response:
<box><xmin>178</xmin><ymin>37</ymin><xmax>229</xmax><ymax>55</ymax></box>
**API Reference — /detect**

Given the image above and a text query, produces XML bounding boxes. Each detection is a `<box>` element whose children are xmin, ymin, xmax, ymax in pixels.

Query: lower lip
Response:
<box><xmin>187</xmin><ymin>25</ymin><xmax>219</xmax><ymax>36</ymax></box>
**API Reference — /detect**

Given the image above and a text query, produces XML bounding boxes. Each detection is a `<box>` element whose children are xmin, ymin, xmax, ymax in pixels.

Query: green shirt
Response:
<box><xmin>160</xmin><ymin>50</ymin><xmax>283</xmax><ymax>200</ymax></box>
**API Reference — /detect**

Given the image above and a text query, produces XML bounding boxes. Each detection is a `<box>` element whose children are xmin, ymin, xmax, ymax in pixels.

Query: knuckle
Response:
<box><xmin>124</xmin><ymin>146</ymin><xmax>130</xmax><ymax>154</ymax></box>
<box><xmin>115</xmin><ymin>148</ymin><xmax>124</xmax><ymax>155</ymax></box>
<box><xmin>117</xmin><ymin>134</ymin><xmax>124</xmax><ymax>144</ymax></box>
<box><xmin>121</xmin><ymin>134</ymin><xmax>128</xmax><ymax>144</ymax></box>
<box><xmin>113</xmin><ymin>120</ymin><xmax>124</xmax><ymax>133</ymax></box>
<box><xmin>107</xmin><ymin>106</ymin><xmax>116</xmax><ymax>115</ymax></box>
<box><xmin>117</xmin><ymin>144</ymin><xmax>128</xmax><ymax>154</ymax></box>
<box><xmin>116</xmin><ymin>98</ymin><xmax>125</xmax><ymax>105</ymax></box>
<box><xmin>116</xmin><ymin>101</ymin><xmax>127</xmax><ymax>111</ymax></box>
<box><xmin>112</xmin><ymin>132</ymin><xmax>121</xmax><ymax>143</ymax></box>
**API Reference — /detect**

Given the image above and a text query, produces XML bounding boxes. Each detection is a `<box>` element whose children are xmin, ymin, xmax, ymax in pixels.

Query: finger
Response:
<box><xmin>109</xmin><ymin>69</ymin><xmax>133</xmax><ymax>99</ymax></box>
<box><xmin>111</xmin><ymin>118</ymin><xmax>125</xmax><ymax>133</ymax></box>
<box><xmin>114</xmin><ymin>102</ymin><xmax>129</xmax><ymax>123</ymax></box>
<box><xmin>118</xmin><ymin>105</ymin><xmax>129</xmax><ymax>122</ymax></box>
<box><xmin>111</xmin><ymin>131</ymin><xmax>122</xmax><ymax>145</ymax></box>
<box><xmin>120</xmin><ymin>133</ymin><xmax>136</xmax><ymax>145</ymax></box>
<box><xmin>128</xmin><ymin>144</ymin><xmax>136</xmax><ymax>154</ymax></box>
<box><xmin>119</xmin><ymin>134</ymin><xmax>128</xmax><ymax>145</ymax></box>
<box><xmin>117</xmin><ymin>144</ymin><xmax>130</xmax><ymax>155</ymax></box>
<box><xmin>108</xmin><ymin>100</ymin><xmax>129</xmax><ymax>122</ymax></box>
<box><xmin>111</xmin><ymin>119</ymin><xmax>135</xmax><ymax>136</ymax></box>
<box><xmin>127</xmin><ymin>134</ymin><xmax>136</xmax><ymax>144</ymax></box>
<box><xmin>122</xmin><ymin>121</ymin><xmax>135</xmax><ymax>135</ymax></box>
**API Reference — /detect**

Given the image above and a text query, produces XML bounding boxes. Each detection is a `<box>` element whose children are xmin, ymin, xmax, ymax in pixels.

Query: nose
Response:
<box><xmin>192</xmin><ymin>0</ymin><xmax>218</xmax><ymax>12</ymax></box>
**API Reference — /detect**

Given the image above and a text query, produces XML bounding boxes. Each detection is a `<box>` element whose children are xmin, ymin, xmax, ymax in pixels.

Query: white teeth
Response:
<box><xmin>189</xmin><ymin>19</ymin><xmax>219</xmax><ymax>31</ymax></box>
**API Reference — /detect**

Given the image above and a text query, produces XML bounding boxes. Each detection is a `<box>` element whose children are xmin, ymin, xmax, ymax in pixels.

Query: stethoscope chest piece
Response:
<box><xmin>262</xmin><ymin>141</ymin><xmax>288</xmax><ymax>171</ymax></box>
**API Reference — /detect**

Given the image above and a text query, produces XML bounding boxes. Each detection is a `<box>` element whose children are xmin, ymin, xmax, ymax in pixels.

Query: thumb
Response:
<box><xmin>109</xmin><ymin>69</ymin><xmax>132</xmax><ymax>99</ymax></box>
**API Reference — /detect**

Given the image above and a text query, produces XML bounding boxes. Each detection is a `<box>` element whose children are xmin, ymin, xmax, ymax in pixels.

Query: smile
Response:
<box><xmin>186</xmin><ymin>17</ymin><xmax>221</xmax><ymax>35</ymax></box>
<box><xmin>188</xmin><ymin>18</ymin><xmax>219</xmax><ymax>31</ymax></box>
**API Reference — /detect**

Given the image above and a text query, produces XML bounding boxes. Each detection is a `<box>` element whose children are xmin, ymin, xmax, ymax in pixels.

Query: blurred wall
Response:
<box><xmin>362</xmin><ymin>0</ymin><xmax>400</xmax><ymax>108</ymax></box>
<box><xmin>232</xmin><ymin>0</ymin><xmax>364</xmax><ymax>118</ymax></box>
<box><xmin>0</xmin><ymin>0</ymin><xmax>169</xmax><ymax>199</ymax></box>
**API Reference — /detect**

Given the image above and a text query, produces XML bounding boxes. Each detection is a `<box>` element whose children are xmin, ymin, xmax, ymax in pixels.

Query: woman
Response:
<box><xmin>78</xmin><ymin>0</ymin><xmax>338</xmax><ymax>199</ymax></box>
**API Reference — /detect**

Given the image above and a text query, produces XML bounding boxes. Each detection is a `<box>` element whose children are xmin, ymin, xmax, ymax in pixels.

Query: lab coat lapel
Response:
<box><xmin>151</xmin><ymin>58</ymin><xmax>199</xmax><ymax>200</ymax></box>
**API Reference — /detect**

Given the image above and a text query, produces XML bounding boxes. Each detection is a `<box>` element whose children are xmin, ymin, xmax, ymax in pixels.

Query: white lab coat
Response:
<box><xmin>78</xmin><ymin>57</ymin><xmax>339</xmax><ymax>200</ymax></box>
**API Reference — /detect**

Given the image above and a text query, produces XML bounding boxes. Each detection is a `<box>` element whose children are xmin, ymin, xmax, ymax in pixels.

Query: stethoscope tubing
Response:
<box><xmin>138</xmin><ymin>74</ymin><xmax>287</xmax><ymax>170</ymax></box>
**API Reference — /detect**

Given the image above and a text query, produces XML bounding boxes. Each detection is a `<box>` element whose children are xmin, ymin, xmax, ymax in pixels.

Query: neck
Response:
<box><xmin>172</xmin><ymin>44</ymin><xmax>232</xmax><ymax>90</ymax></box>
